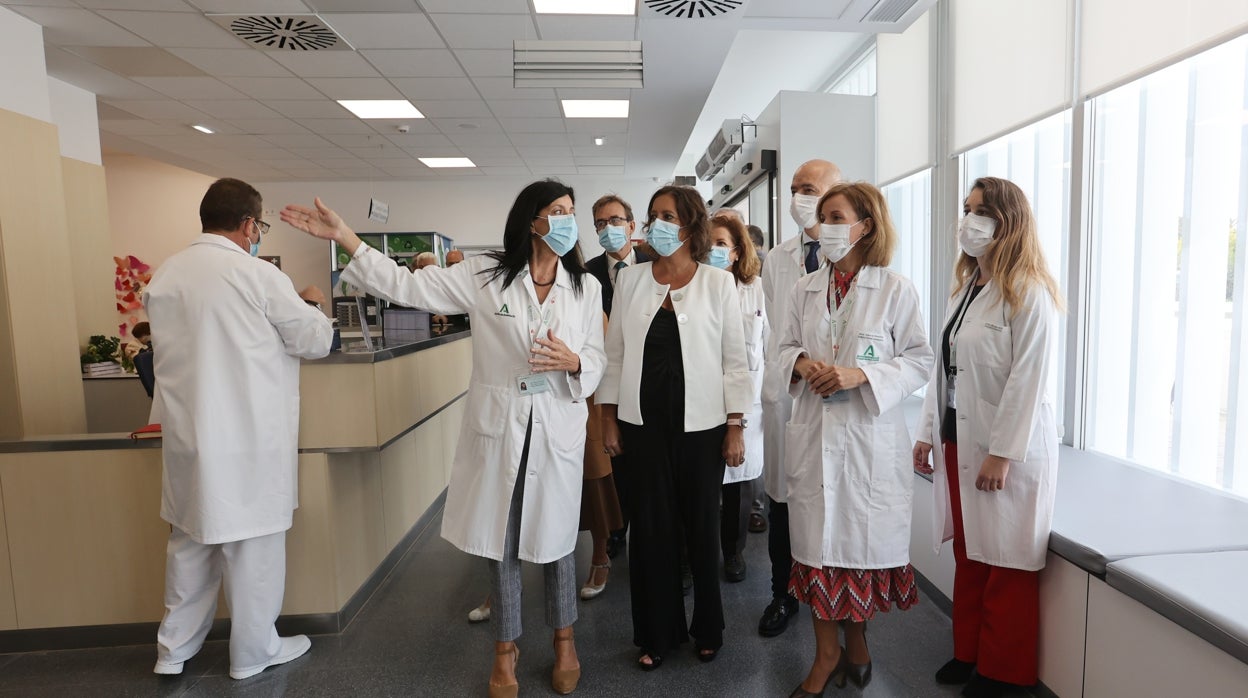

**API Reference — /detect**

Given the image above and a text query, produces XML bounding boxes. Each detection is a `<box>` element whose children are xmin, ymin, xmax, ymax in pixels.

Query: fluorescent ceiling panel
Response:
<box><xmin>561</xmin><ymin>99</ymin><xmax>629</xmax><ymax>118</ymax></box>
<box><xmin>534</xmin><ymin>0</ymin><xmax>636</xmax><ymax>14</ymax></box>
<box><xmin>338</xmin><ymin>100</ymin><xmax>424</xmax><ymax>119</ymax></box>
<box><xmin>419</xmin><ymin>157</ymin><xmax>476</xmax><ymax>168</ymax></box>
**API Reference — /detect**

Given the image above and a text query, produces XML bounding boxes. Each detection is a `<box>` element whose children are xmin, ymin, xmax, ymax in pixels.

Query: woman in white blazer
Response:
<box><xmin>707</xmin><ymin>213</ymin><xmax>769</xmax><ymax>584</ymax></box>
<box><xmin>780</xmin><ymin>183</ymin><xmax>933</xmax><ymax>697</ymax></box>
<box><xmin>598</xmin><ymin>186</ymin><xmax>753</xmax><ymax>669</ymax></box>
<box><xmin>282</xmin><ymin>180</ymin><xmax>605</xmax><ymax>698</ymax></box>
<box><xmin>913</xmin><ymin>177</ymin><xmax>1063</xmax><ymax>698</ymax></box>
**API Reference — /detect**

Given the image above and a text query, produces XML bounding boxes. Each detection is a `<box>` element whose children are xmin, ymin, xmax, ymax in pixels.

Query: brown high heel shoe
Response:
<box><xmin>488</xmin><ymin>644</ymin><xmax>519</xmax><ymax>698</ymax></box>
<box><xmin>551</xmin><ymin>633</ymin><xmax>581</xmax><ymax>694</ymax></box>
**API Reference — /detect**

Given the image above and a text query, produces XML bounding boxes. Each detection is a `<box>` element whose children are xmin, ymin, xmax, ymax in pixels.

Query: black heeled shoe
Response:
<box><xmin>846</xmin><ymin>626</ymin><xmax>872</xmax><ymax>688</ymax></box>
<box><xmin>788</xmin><ymin>647</ymin><xmax>848</xmax><ymax>697</ymax></box>
<box><xmin>935</xmin><ymin>658</ymin><xmax>976</xmax><ymax>684</ymax></box>
<box><xmin>637</xmin><ymin>650</ymin><xmax>663</xmax><ymax>672</ymax></box>
<box><xmin>696</xmin><ymin>645</ymin><xmax>719</xmax><ymax>663</ymax></box>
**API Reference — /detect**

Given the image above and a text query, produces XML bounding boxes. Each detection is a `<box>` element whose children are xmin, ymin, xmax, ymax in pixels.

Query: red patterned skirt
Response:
<box><xmin>788</xmin><ymin>561</ymin><xmax>919</xmax><ymax>622</ymax></box>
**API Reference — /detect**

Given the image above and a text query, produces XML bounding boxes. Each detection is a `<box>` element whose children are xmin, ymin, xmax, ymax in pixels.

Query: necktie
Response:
<box><xmin>614</xmin><ymin>260</ymin><xmax>627</xmax><ymax>271</ymax></box>
<box><xmin>804</xmin><ymin>241</ymin><xmax>819</xmax><ymax>273</ymax></box>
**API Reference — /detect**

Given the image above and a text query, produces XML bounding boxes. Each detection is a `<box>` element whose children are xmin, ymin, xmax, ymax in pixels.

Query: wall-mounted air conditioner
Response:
<box><xmin>695</xmin><ymin>119</ymin><xmax>742</xmax><ymax>181</ymax></box>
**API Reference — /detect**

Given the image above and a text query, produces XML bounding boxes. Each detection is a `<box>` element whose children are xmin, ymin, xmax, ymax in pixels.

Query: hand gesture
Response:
<box><xmin>976</xmin><ymin>455</ymin><xmax>1010</xmax><ymax>491</ymax></box>
<box><xmin>808</xmin><ymin>364</ymin><xmax>867</xmax><ymax>397</ymax></box>
<box><xmin>281</xmin><ymin>197</ymin><xmax>355</xmax><ymax>246</ymax></box>
<box><xmin>530</xmin><ymin>329</ymin><xmax>581</xmax><ymax>374</ymax></box>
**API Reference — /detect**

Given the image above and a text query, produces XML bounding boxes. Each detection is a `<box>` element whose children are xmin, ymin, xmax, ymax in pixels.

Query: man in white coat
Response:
<box><xmin>757</xmin><ymin>159</ymin><xmax>842</xmax><ymax>637</ymax></box>
<box><xmin>145</xmin><ymin>178</ymin><xmax>333</xmax><ymax>680</ymax></box>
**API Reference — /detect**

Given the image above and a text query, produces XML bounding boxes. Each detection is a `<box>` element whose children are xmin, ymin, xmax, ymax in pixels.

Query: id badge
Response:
<box><xmin>946</xmin><ymin>373</ymin><xmax>957</xmax><ymax>410</ymax></box>
<box><xmin>515</xmin><ymin>371</ymin><xmax>551</xmax><ymax>397</ymax></box>
<box><xmin>822</xmin><ymin>390</ymin><xmax>850</xmax><ymax>404</ymax></box>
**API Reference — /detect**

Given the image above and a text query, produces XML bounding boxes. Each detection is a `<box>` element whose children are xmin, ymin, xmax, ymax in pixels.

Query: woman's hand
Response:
<box><xmin>913</xmin><ymin>441</ymin><xmax>934</xmax><ymax>475</ymax></box>
<box><xmin>723</xmin><ymin>426</ymin><xmax>745</xmax><ymax>467</ymax></box>
<box><xmin>976</xmin><ymin>455</ymin><xmax>1010</xmax><ymax>491</ymax></box>
<box><xmin>807</xmin><ymin>365</ymin><xmax>867</xmax><ymax>397</ymax></box>
<box><xmin>530</xmin><ymin>329</ymin><xmax>581</xmax><ymax>374</ymax></box>
<box><xmin>602</xmin><ymin>416</ymin><xmax>624</xmax><ymax>458</ymax></box>
<box><xmin>280</xmin><ymin>197</ymin><xmax>362</xmax><ymax>255</ymax></box>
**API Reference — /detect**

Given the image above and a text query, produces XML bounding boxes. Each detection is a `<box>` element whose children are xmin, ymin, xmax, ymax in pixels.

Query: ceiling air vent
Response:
<box><xmin>209</xmin><ymin>15</ymin><xmax>351</xmax><ymax>51</ymax></box>
<box><xmin>863</xmin><ymin>0</ymin><xmax>920</xmax><ymax>24</ymax></box>
<box><xmin>514</xmin><ymin>41</ymin><xmax>643</xmax><ymax>89</ymax></box>
<box><xmin>642</xmin><ymin>0</ymin><xmax>744</xmax><ymax>19</ymax></box>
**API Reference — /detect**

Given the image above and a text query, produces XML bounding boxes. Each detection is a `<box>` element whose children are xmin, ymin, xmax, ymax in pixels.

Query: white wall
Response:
<box><xmin>47</xmin><ymin>78</ymin><xmax>101</xmax><ymax>166</ymax></box>
<box><xmin>0</xmin><ymin>6</ymin><xmax>51</xmax><ymax>124</ymax></box>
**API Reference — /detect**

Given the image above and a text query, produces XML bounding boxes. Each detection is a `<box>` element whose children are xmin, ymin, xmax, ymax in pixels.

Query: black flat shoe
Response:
<box><xmin>637</xmin><ymin>651</ymin><xmax>663</xmax><ymax>672</ymax></box>
<box><xmin>723</xmin><ymin>553</ymin><xmax>746</xmax><ymax>583</ymax></box>
<box><xmin>936</xmin><ymin>658</ymin><xmax>976</xmax><ymax>684</ymax></box>
<box><xmin>962</xmin><ymin>674</ymin><xmax>1024</xmax><ymax>698</ymax></box>
<box><xmin>696</xmin><ymin>646</ymin><xmax>719</xmax><ymax>663</ymax></box>
<box><xmin>758</xmin><ymin>595</ymin><xmax>799</xmax><ymax>637</ymax></box>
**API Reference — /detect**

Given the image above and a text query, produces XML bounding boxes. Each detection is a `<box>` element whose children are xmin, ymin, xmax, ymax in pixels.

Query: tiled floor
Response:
<box><xmin>0</xmin><ymin>511</ymin><xmax>973</xmax><ymax>697</ymax></box>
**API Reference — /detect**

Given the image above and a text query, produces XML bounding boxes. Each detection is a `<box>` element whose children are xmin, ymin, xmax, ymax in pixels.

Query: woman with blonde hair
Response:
<box><xmin>780</xmin><ymin>182</ymin><xmax>933</xmax><ymax>696</ymax></box>
<box><xmin>913</xmin><ymin>176</ymin><xmax>1063</xmax><ymax>698</ymax></box>
<box><xmin>707</xmin><ymin>213</ymin><xmax>768</xmax><ymax>584</ymax></box>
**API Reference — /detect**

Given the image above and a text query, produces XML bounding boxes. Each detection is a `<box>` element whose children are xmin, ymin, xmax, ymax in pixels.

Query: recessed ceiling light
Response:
<box><xmin>593</xmin><ymin>136</ymin><xmax>605</xmax><ymax>146</ymax></box>
<box><xmin>191</xmin><ymin>124</ymin><xmax>214</xmax><ymax>134</ymax></box>
<box><xmin>562</xmin><ymin>99</ymin><xmax>629</xmax><ymax>118</ymax></box>
<box><xmin>534</xmin><ymin>0</ymin><xmax>635</xmax><ymax>15</ymax></box>
<box><xmin>337</xmin><ymin>100</ymin><xmax>424</xmax><ymax>119</ymax></box>
<box><xmin>419</xmin><ymin>157</ymin><xmax>476</xmax><ymax>168</ymax></box>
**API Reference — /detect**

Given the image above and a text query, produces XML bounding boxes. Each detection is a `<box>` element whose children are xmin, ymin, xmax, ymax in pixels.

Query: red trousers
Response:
<box><xmin>944</xmin><ymin>441</ymin><xmax>1040</xmax><ymax>686</ymax></box>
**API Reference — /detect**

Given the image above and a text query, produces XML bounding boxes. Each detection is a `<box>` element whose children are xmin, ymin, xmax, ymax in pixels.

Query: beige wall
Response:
<box><xmin>103</xmin><ymin>152</ymin><xmax>215</xmax><ymax>273</ymax></box>
<box><xmin>63</xmin><ymin>158</ymin><xmax>118</xmax><ymax>345</ymax></box>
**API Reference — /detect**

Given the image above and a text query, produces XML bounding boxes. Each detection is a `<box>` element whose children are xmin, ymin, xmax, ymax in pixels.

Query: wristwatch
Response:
<box><xmin>727</xmin><ymin>417</ymin><xmax>748</xmax><ymax>428</ymax></box>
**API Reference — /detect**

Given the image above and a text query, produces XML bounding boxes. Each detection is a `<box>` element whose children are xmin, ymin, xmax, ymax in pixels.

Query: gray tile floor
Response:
<box><xmin>0</xmin><ymin>512</ymin><xmax>970</xmax><ymax>697</ymax></box>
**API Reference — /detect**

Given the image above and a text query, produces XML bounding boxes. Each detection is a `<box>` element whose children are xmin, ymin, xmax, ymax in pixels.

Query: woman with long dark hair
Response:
<box><xmin>283</xmin><ymin>180</ymin><xmax>605</xmax><ymax>698</ymax></box>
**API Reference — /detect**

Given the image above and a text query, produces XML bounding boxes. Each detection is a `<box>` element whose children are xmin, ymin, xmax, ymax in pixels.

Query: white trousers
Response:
<box><xmin>156</xmin><ymin>527</ymin><xmax>286</xmax><ymax>674</ymax></box>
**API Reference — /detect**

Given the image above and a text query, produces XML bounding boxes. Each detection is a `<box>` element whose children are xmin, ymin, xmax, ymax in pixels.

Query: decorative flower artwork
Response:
<box><xmin>114</xmin><ymin>255</ymin><xmax>151</xmax><ymax>337</ymax></box>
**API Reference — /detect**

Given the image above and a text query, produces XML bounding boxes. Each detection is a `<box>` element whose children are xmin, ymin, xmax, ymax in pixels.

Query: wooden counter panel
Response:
<box><xmin>282</xmin><ymin>453</ymin><xmax>337</xmax><ymax>616</ymax></box>
<box><xmin>327</xmin><ymin>452</ymin><xmax>387</xmax><ymax>608</ymax></box>
<box><xmin>417</xmin><ymin>340</ymin><xmax>473</xmax><ymax>420</ymax></box>
<box><xmin>380</xmin><ymin>413</ymin><xmax>445</xmax><ymax>552</ymax></box>
<box><xmin>298</xmin><ymin>362</ymin><xmax>377</xmax><ymax>450</ymax></box>
<box><xmin>373</xmin><ymin>351</ymin><xmax>423</xmax><ymax>446</ymax></box>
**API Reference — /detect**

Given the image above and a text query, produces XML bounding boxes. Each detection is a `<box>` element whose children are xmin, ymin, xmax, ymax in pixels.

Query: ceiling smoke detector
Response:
<box><xmin>210</xmin><ymin>15</ymin><xmax>351</xmax><ymax>51</ymax></box>
<box><xmin>642</xmin><ymin>0</ymin><xmax>745</xmax><ymax>18</ymax></box>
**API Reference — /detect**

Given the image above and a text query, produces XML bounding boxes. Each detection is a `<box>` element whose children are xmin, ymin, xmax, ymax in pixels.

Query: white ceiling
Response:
<box><xmin>2</xmin><ymin>0</ymin><xmax>930</xmax><ymax>182</ymax></box>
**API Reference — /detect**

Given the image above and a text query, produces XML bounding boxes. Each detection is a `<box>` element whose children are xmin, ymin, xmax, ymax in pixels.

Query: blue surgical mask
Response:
<box><xmin>598</xmin><ymin>224</ymin><xmax>628</xmax><ymax>253</ymax></box>
<box><xmin>539</xmin><ymin>213</ymin><xmax>578</xmax><ymax>257</ymax></box>
<box><xmin>707</xmin><ymin>246</ymin><xmax>732</xmax><ymax>270</ymax></box>
<box><xmin>248</xmin><ymin>220</ymin><xmax>261</xmax><ymax>256</ymax></box>
<box><xmin>646</xmin><ymin>219</ymin><xmax>684</xmax><ymax>257</ymax></box>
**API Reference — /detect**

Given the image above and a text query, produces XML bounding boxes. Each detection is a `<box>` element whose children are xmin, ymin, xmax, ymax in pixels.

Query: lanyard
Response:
<box><xmin>528</xmin><ymin>291</ymin><xmax>556</xmax><ymax>341</ymax></box>
<box><xmin>947</xmin><ymin>272</ymin><xmax>980</xmax><ymax>375</ymax></box>
<box><xmin>827</xmin><ymin>280</ymin><xmax>856</xmax><ymax>358</ymax></box>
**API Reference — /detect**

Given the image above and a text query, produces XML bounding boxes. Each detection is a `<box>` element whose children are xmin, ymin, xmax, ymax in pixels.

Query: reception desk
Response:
<box><xmin>0</xmin><ymin>329</ymin><xmax>472</xmax><ymax>652</ymax></box>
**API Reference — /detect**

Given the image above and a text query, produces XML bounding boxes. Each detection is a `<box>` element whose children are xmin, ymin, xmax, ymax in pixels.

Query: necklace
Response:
<box><xmin>532</xmin><ymin>277</ymin><xmax>555</xmax><ymax>287</ymax></box>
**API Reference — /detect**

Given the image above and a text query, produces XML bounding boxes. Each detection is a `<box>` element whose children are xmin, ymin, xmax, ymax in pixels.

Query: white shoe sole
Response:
<box><xmin>579</xmin><ymin>584</ymin><xmax>606</xmax><ymax>600</ymax></box>
<box><xmin>468</xmin><ymin>605</ymin><xmax>491</xmax><ymax>623</ymax></box>
<box><xmin>229</xmin><ymin>635</ymin><xmax>312</xmax><ymax>680</ymax></box>
<box><xmin>153</xmin><ymin>661</ymin><xmax>184</xmax><ymax>675</ymax></box>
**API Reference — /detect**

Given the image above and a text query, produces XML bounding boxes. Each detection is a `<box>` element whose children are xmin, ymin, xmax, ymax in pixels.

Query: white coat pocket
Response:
<box><xmin>784</xmin><ymin>422</ymin><xmax>821</xmax><ymax>504</ymax></box>
<box><xmin>465</xmin><ymin>383</ymin><xmax>510</xmax><ymax>437</ymax></box>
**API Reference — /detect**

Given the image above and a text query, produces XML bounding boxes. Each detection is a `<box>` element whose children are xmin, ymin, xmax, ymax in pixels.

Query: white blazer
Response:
<box><xmin>760</xmin><ymin>233</ymin><xmax>815</xmax><ymax>500</ymax></box>
<box><xmin>917</xmin><ymin>281</ymin><xmax>1060</xmax><ymax>571</ymax></box>
<box><xmin>145</xmin><ymin>234</ymin><xmax>333</xmax><ymax>545</ymax></box>
<box><xmin>779</xmin><ymin>266</ymin><xmax>933</xmax><ymax>568</ymax></box>
<box><xmin>724</xmin><ymin>277</ymin><xmax>768</xmax><ymax>484</ymax></box>
<box><xmin>598</xmin><ymin>262</ymin><xmax>753</xmax><ymax>431</ymax></box>
<box><xmin>342</xmin><ymin>246</ymin><xmax>606</xmax><ymax>564</ymax></box>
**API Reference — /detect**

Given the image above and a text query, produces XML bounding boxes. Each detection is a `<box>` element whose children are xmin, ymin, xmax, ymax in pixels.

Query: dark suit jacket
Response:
<box><xmin>586</xmin><ymin>248</ymin><xmax>651</xmax><ymax>316</ymax></box>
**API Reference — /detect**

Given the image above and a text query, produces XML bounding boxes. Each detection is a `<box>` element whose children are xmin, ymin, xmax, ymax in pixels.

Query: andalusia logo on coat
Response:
<box><xmin>857</xmin><ymin>344</ymin><xmax>879</xmax><ymax>362</ymax></box>
<box><xmin>495</xmin><ymin>303</ymin><xmax>514</xmax><ymax>318</ymax></box>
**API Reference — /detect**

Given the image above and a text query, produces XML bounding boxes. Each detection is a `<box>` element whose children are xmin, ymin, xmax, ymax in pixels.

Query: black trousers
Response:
<box><xmin>610</xmin><ymin>453</ymin><xmax>629</xmax><ymax>537</ymax></box>
<box><xmin>720</xmin><ymin>478</ymin><xmax>756</xmax><ymax>558</ymax></box>
<box><xmin>767</xmin><ymin>496</ymin><xmax>793</xmax><ymax>600</ymax></box>
<box><xmin>619</xmin><ymin>421</ymin><xmax>727</xmax><ymax>655</ymax></box>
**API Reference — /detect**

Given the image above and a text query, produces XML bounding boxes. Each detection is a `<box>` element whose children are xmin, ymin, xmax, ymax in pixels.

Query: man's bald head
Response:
<box><xmin>790</xmin><ymin>159</ymin><xmax>842</xmax><ymax>197</ymax></box>
<box><xmin>445</xmin><ymin>249</ymin><xmax>464</xmax><ymax>266</ymax></box>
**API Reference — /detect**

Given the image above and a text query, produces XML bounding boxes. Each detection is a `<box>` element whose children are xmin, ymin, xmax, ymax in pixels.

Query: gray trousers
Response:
<box><xmin>488</xmin><ymin>420</ymin><xmax>577</xmax><ymax>642</ymax></box>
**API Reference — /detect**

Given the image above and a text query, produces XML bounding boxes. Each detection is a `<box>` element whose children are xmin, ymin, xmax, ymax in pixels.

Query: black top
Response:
<box><xmin>585</xmin><ymin>248</ymin><xmax>651</xmax><ymax>317</ymax></box>
<box><xmin>940</xmin><ymin>282</ymin><xmax>986</xmax><ymax>444</ymax></box>
<box><xmin>639</xmin><ymin>307</ymin><xmax>685</xmax><ymax>432</ymax></box>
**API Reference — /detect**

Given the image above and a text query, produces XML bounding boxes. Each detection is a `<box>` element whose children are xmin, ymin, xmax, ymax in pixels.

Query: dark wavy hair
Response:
<box><xmin>479</xmin><ymin>179</ymin><xmax>587</xmax><ymax>295</ymax></box>
<box><xmin>644</xmin><ymin>185</ymin><xmax>712</xmax><ymax>263</ymax></box>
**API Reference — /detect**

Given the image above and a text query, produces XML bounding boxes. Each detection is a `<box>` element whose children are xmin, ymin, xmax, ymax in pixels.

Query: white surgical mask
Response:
<box><xmin>818</xmin><ymin>220</ymin><xmax>865</xmax><ymax>263</ymax></box>
<box><xmin>789</xmin><ymin>194</ymin><xmax>820</xmax><ymax>231</ymax></box>
<box><xmin>958</xmin><ymin>213</ymin><xmax>997</xmax><ymax>258</ymax></box>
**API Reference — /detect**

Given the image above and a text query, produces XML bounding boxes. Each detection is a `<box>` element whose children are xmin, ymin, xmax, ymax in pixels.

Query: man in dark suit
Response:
<box><xmin>585</xmin><ymin>194</ymin><xmax>648</xmax><ymax>558</ymax></box>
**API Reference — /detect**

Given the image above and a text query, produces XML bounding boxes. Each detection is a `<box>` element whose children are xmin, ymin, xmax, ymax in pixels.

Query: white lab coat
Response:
<box><xmin>724</xmin><ymin>277</ymin><xmax>768</xmax><ymax>484</ymax></box>
<box><xmin>144</xmin><ymin>234</ymin><xmax>333</xmax><ymax>545</ymax></box>
<box><xmin>760</xmin><ymin>233</ymin><xmax>814</xmax><ymax>501</ymax></box>
<box><xmin>917</xmin><ymin>281</ymin><xmax>1060</xmax><ymax>571</ymax></box>
<box><xmin>779</xmin><ymin>266</ymin><xmax>933</xmax><ymax>568</ymax></box>
<box><xmin>598</xmin><ymin>263</ymin><xmax>753</xmax><ymax>429</ymax></box>
<box><xmin>341</xmin><ymin>246</ymin><xmax>605</xmax><ymax>564</ymax></box>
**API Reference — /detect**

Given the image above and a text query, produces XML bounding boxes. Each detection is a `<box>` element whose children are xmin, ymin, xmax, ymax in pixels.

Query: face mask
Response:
<box><xmin>707</xmin><ymin>246</ymin><xmax>733</xmax><ymax>270</ymax></box>
<box><xmin>538</xmin><ymin>213</ymin><xmax>578</xmax><ymax>257</ymax></box>
<box><xmin>645</xmin><ymin>219</ymin><xmax>684</xmax><ymax>257</ymax></box>
<box><xmin>790</xmin><ymin>193</ymin><xmax>820</xmax><ymax>231</ymax></box>
<box><xmin>248</xmin><ymin>223</ymin><xmax>261</xmax><ymax>257</ymax></box>
<box><xmin>958</xmin><ymin>213</ymin><xmax>997</xmax><ymax>258</ymax></box>
<box><xmin>818</xmin><ymin>220</ymin><xmax>865</xmax><ymax>263</ymax></box>
<box><xmin>598</xmin><ymin>224</ymin><xmax>628</xmax><ymax>253</ymax></box>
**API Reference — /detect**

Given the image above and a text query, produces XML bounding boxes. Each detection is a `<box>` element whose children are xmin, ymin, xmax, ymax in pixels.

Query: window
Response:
<box><xmin>827</xmin><ymin>45</ymin><xmax>876</xmax><ymax>97</ymax></box>
<box><xmin>883</xmin><ymin>169</ymin><xmax>932</xmax><ymax>331</ymax></box>
<box><xmin>960</xmin><ymin>110</ymin><xmax>1074</xmax><ymax>423</ymax></box>
<box><xmin>1084</xmin><ymin>34</ymin><xmax>1248</xmax><ymax>494</ymax></box>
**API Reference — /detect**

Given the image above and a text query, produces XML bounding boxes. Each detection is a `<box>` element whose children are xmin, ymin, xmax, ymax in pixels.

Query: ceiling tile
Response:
<box><xmin>573</xmin><ymin>143</ymin><xmax>627</xmax><ymax>155</ymax></box>
<box><xmin>44</xmin><ymin>48</ymin><xmax>166</xmax><ymax>99</ymax></box>
<box><xmin>98</xmin><ymin>119</ymin><xmax>189</xmax><ymax>136</ymax></box>
<box><xmin>185</xmin><ymin>1</ymin><xmax>312</xmax><ymax>11</ymax></box>
<box><xmin>391</xmin><ymin>77</ymin><xmax>481</xmax><ymax>101</ymax></box>
<box><xmin>96</xmin><ymin>103</ymin><xmax>142</xmax><ymax>119</ymax></box>
<box><xmin>518</xmin><ymin>144</ymin><xmax>572</xmax><ymax>158</ymax></box>
<box><xmin>456</xmin><ymin>149</ymin><xmax>524</xmax><ymax>167</ymax></box>
<box><xmin>225</xmin><ymin>118</ymin><xmax>311</xmax><ymax>135</ymax></box>
<box><xmin>577</xmin><ymin>165</ymin><xmax>626</xmax><ymax>175</ymax></box>
<box><xmin>323</xmin><ymin>133</ymin><xmax>395</xmax><ymax>147</ymax></box>
<box><xmin>260</xmin><ymin>133</ymin><xmax>335</xmax><ymax>148</ymax></box>
<box><xmin>269</xmin><ymin>51</ymin><xmax>381</xmax><ymax>78</ymax></box>
<box><xmin>9</xmin><ymin>7</ymin><xmax>149</xmax><ymax>46</ymax></box>
<box><xmin>446</xmin><ymin>133</ymin><xmax>514</xmax><ymax>148</ymax></box>
<box><xmin>506</xmin><ymin>132</ymin><xmax>571</xmax><ymax>146</ymax></box>
<box><xmin>288</xmin><ymin>147</ymin><xmax>356</xmax><ymax>159</ymax></box>
<box><xmin>399</xmin><ymin>146</ymin><xmax>465</xmax><ymax>158</ymax></box>
<box><xmin>488</xmin><ymin>99</ymin><xmax>561</xmax><ymax>118</ymax></box>
<box><xmin>565</xmin><ymin>118</ymin><xmax>629</xmax><ymax>134</ymax></box>
<box><xmin>379</xmin><ymin>165</ymin><xmax>433</xmax><ymax>176</ymax></box>
<box><xmin>481</xmin><ymin>165</ymin><xmax>533</xmax><ymax>176</ymax></box>
<box><xmin>183</xmin><ymin>100</ymin><xmax>283</xmax><ymax>119</ymax></box>
<box><xmin>525</xmin><ymin>161</ymin><xmax>578</xmax><ymax>174</ymax></box>
<box><xmin>573</xmin><ymin>156</ymin><xmax>625</xmax><ymax>166</ymax></box>
<box><xmin>535</xmin><ymin>16</ymin><xmax>637</xmax><ymax>41</ymax></box>
<box><xmin>386</xmin><ymin>133</ymin><xmax>454</xmax><ymax>148</ymax></box>
<box><xmin>103</xmin><ymin>99</ymin><xmax>208</xmax><ymax>120</ymax></box>
<box><xmin>267</xmin><ymin>100</ymin><xmax>352</xmax><ymax>118</ymax></box>
<box><xmin>297</xmin><ymin>0</ymin><xmax>413</xmax><ymax>11</ymax></box>
<box><xmin>222</xmin><ymin>77</ymin><xmax>324</xmax><ymax>99</ymax></box>
<box><xmin>413</xmin><ymin>100</ymin><xmax>493</xmax><ymax>118</ymax></box>
<box><xmin>96</xmin><ymin>11</ymin><xmax>242</xmax><ymax>48</ymax></box>
<box><xmin>452</xmin><ymin>49</ymin><xmax>512</xmax><ymax>77</ymax></box>
<box><xmin>418</xmin><ymin>0</ymin><xmax>529</xmax><ymax>12</ymax></box>
<box><xmin>63</xmin><ymin>47</ymin><xmax>206</xmax><ymax>77</ymax></box>
<box><xmin>210</xmin><ymin>135</ymin><xmax>277</xmax><ymax>148</ymax></box>
<box><xmin>328</xmin><ymin>167</ymin><xmax>388</xmax><ymax>178</ymax></box>
<box><xmin>471</xmin><ymin>77</ymin><xmax>555</xmax><ymax>101</ymax></box>
<box><xmin>500</xmin><ymin>118</ymin><xmax>566</xmax><ymax>133</ymax></box>
<box><xmin>364</xmin><ymin>119</ymin><xmax>439</xmax><ymax>135</ymax></box>
<box><xmin>75</xmin><ymin>0</ymin><xmax>197</xmax><ymax>9</ymax></box>
<box><xmin>133</xmin><ymin>76</ymin><xmax>248</xmax><ymax>100</ymax></box>
<box><xmin>303</xmin><ymin>77</ymin><xmax>402</xmax><ymax>99</ymax></box>
<box><xmin>429</xmin><ymin>14</ymin><xmax>537</xmax><ymax>50</ymax></box>
<box><xmin>293</xmin><ymin>118</ymin><xmax>377</xmax><ymax>135</ymax></box>
<box><xmin>555</xmin><ymin>87</ymin><xmax>633</xmax><ymax>100</ymax></box>
<box><xmin>319</xmin><ymin>13</ymin><xmax>444</xmax><ymax>49</ymax></box>
<box><xmin>430</xmin><ymin>117</ymin><xmax>502</xmax><ymax>133</ymax></box>
<box><xmin>168</xmin><ymin>48</ymin><xmax>291</xmax><ymax>77</ymax></box>
<box><xmin>360</xmin><ymin>49</ymin><xmax>463</xmax><ymax>77</ymax></box>
<box><xmin>352</xmin><ymin>147</ymin><xmax>413</xmax><ymax>160</ymax></box>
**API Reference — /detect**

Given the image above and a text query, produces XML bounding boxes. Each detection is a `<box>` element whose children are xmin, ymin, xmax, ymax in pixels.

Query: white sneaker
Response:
<box><xmin>153</xmin><ymin>660</ymin><xmax>184</xmax><ymax>675</ymax></box>
<box><xmin>229</xmin><ymin>635</ymin><xmax>312</xmax><ymax>680</ymax></box>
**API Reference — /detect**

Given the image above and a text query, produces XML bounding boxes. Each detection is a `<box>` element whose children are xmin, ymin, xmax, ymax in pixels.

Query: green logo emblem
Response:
<box><xmin>496</xmin><ymin>303</ymin><xmax>513</xmax><ymax>317</ymax></box>
<box><xmin>857</xmin><ymin>344</ymin><xmax>878</xmax><ymax>362</ymax></box>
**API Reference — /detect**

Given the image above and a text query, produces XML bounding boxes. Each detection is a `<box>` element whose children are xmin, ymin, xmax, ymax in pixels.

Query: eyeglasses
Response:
<box><xmin>247</xmin><ymin>217</ymin><xmax>271</xmax><ymax>236</ymax></box>
<box><xmin>593</xmin><ymin>216</ymin><xmax>630</xmax><ymax>230</ymax></box>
